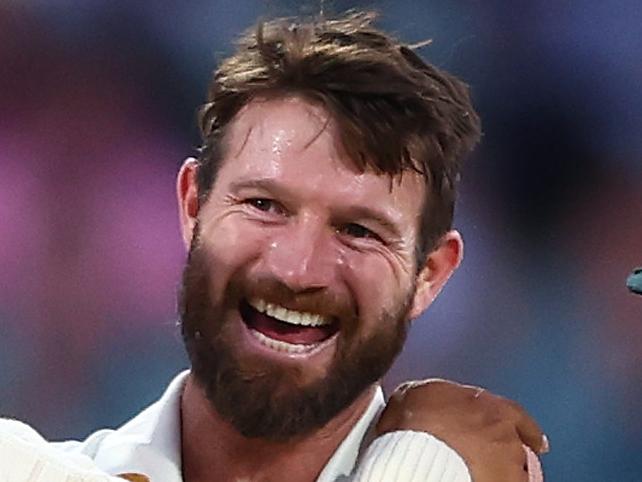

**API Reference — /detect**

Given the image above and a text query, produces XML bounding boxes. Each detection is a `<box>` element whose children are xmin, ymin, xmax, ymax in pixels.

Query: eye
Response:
<box><xmin>247</xmin><ymin>198</ymin><xmax>274</xmax><ymax>212</ymax></box>
<box><xmin>245</xmin><ymin>197</ymin><xmax>287</xmax><ymax>216</ymax></box>
<box><xmin>339</xmin><ymin>223</ymin><xmax>381</xmax><ymax>241</ymax></box>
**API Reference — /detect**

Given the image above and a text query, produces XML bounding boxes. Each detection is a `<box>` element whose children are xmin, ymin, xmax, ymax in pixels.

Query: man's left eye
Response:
<box><xmin>340</xmin><ymin>223</ymin><xmax>380</xmax><ymax>241</ymax></box>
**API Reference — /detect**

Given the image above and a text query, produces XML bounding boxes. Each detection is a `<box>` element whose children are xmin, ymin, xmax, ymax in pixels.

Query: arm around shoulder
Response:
<box><xmin>352</xmin><ymin>430</ymin><xmax>471</xmax><ymax>482</ymax></box>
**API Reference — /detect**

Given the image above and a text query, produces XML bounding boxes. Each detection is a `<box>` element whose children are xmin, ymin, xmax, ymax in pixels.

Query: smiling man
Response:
<box><xmin>167</xmin><ymin>11</ymin><xmax>541</xmax><ymax>481</ymax></box>
<box><xmin>0</xmin><ymin>10</ymin><xmax>546</xmax><ymax>482</ymax></box>
<box><xmin>177</xmin><ymin>94</ymin><xmax>439</xmax><ymax>443</ymax></box>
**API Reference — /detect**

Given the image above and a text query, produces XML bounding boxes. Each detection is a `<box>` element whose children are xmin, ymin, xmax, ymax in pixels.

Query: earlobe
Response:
<box><xmin>408</xmin><ymin>231</ymin><xmax>463</xmax><ymax>320</ymax></box>
<box><xmin>177</xmin><ymin>157</ymin><xmax>200</xmax><ymax>249</ymax></box>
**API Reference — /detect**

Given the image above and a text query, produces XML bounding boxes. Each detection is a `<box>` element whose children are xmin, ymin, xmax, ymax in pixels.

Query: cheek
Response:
<box><xmin>199</xmin><ymin>207</ymin><xmax>270</xmax><ymax>257</ymax></box>
<box><xmin>197</xmin><ymin>219</ymin><xmax>265</xmax><ymax>295</ymax></box>
<box><xmin>342</xmin><ymin>254</ymin><xmax>415</xmax><ymax>323</ymax></box>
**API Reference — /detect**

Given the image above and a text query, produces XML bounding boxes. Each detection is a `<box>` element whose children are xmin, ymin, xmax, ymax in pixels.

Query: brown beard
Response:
<box><xmin>178</xmin><ymin>229</ymin><xmax>413</xmax><ymax>441</ymax></box>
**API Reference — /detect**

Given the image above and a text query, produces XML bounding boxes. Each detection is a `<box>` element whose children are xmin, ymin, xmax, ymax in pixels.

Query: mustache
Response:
<box><xmin>231</xmin><ymin>273</ymin><xmax>357</xmax><ymax>324</ymax></box>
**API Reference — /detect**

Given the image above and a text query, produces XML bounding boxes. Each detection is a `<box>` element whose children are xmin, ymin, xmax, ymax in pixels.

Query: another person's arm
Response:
<box><xmin>354</xmin><ymin>380</ymin><xmax>547</xmax><ymax>482</ymax></box>
<box><xmin>0</xmin><ymin>419</ymin><xmax>147</xmax><ymax>482</ymax></box>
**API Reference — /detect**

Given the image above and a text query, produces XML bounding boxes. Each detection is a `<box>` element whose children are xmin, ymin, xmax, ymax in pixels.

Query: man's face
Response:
<box><xmin>179</xmin><ymin>96</ymin><xmax>428</xmax><ymax>440</ymax></box>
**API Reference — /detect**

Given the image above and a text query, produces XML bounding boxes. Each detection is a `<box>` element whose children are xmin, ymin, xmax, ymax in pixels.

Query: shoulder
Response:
<box><xmin>57</xmin><ymin>370</ymin><xmax>190</xmax><ymax>461</ymax></box>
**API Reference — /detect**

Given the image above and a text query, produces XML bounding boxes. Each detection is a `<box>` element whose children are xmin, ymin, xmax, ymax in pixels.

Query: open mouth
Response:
<box><xmin>239</xmin><ymin>298</ymin><xmax>339</xmax><ymax>354</ymax></box>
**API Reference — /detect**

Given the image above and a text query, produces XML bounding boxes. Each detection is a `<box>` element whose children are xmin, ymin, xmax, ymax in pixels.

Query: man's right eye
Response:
<box><xmin>247</xmin><ymin>198</ymin><xmax>274</xmax><ymax>212</ymax></box>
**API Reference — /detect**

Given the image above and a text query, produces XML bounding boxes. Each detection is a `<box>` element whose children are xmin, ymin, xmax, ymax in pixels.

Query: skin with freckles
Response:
<box><xmin>176</xmin><ymin>95</ymin><xmax>463</xmax><ymax>481</ymax></box>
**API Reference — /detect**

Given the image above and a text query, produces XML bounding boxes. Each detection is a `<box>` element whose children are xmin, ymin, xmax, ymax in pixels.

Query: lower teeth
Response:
<box><xmin>250</xmin><ymin>329</ymin><xmax>316</xmax><ymax>354</ymax></box>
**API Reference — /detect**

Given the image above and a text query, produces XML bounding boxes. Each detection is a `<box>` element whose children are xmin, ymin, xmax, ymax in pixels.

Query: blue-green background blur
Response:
<box><xmin>1</xmin><ymin>1</ymin><xmax>641</xmax><ymax>480</ymax></box>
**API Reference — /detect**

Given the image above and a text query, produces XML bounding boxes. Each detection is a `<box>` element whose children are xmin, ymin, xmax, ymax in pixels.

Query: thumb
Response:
<box><xmin>524</xmin><ymin>446</ymin><xmax>544</xmax><ymax>482</ymax></box>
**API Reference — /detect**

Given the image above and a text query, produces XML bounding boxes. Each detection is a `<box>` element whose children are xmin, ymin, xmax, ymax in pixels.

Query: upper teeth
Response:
<box><xmin>249</xmin><ymin>299</ymin><xmax>331</xmax><ymax>327</ymax></box>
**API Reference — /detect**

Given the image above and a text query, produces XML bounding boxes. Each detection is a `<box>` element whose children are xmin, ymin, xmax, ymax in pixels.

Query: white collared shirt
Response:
<box><xmin>1</xmin><ymin>371</ymin><xmax>470</xmax><ymax>482</ymax></box>
<box><xmin>52</xmin><ymin>370</ymin><xmax>388</xmax><ymax>482</ymax></box>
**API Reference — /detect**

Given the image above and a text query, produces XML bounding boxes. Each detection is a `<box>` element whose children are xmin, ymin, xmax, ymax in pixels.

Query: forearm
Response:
<box><xmin>352</xmin><ymin>431</ymin><xmax>544</xmax><ymax>482</ymax></box>
<box><xmin>352</xmin><ymin>431</ymin><xmax>471</xmax><ymax>482</ymax></box>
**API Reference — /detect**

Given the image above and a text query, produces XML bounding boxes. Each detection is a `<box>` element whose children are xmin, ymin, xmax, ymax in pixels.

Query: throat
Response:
<box><xmin>181</xmin><ymin>375</ymin><xmax>375</xmax><ymax>482</ymax></box>
<box><xmin>181</xmin><ymin>375</ymin><xmax>334</xmax><ymax>482</ymax></box>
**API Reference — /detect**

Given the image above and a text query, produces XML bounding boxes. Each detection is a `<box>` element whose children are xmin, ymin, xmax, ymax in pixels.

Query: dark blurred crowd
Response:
<box><xmin>1</xmin><ymin>1</ymin><xmax>641</xmax><ymax>480</ymax></box>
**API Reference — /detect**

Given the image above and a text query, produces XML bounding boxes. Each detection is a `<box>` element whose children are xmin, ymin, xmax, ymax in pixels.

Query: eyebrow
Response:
<box><xmin>229</xmin><ymin>178</ymin><xmax>404</xmax><ymax>238</ymax></box>
<box><xmin>229</xmin><ymin>178</ymin><xmax>292</xmax><ymax>199</ymax></box>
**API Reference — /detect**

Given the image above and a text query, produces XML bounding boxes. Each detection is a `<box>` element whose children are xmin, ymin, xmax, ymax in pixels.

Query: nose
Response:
<box><xmin>264</xmin><ymin>217</ymin><xmax>336</xmax><ymax>293</ymax></box>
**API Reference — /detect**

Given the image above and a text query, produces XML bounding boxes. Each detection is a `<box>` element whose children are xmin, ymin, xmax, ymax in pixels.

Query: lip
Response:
<box><xmin>235</xmin><ymin>312</ymin><xmax>339</xmax><ymax>363</ymax></box>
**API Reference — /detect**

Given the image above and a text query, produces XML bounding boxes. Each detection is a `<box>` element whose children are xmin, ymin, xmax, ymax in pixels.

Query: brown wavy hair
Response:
<box><xmin>196</xmin><ymin>10</ymin><xmax>481</xmax><ymax>263</ymax></box>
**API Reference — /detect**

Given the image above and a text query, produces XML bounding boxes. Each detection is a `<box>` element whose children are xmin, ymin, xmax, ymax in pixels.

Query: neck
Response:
<box><xmin>180</xmin><ymin>374</ymin><xmax>377</xmax><ymax>482</ymax></box>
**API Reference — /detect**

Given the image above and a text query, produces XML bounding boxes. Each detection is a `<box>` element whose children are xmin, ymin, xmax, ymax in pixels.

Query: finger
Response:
<box><xmin>524</xmin><ymin>445</ymin><xmax>544</xmax><ymax>482</ymax></box>
<box><xmin>503</xmin><ymin>399</ymin><xmax>548</xmax><ymax>454</ymax></box>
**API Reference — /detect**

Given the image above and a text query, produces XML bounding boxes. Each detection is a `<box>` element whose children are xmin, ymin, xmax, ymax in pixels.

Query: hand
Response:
<box><xmin>376</xmin><ymin>379</ymin><xmax>548</xmax><ymax>482</ymax></box>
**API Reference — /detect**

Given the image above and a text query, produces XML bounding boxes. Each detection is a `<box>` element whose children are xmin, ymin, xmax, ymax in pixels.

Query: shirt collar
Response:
<box><xmin>95</xmin><ymin>370</ymin><xmax>385</xmax><ymax>482</ymax></box>
<box><xmin>93</xmin><ymin>370</ymin><xmax>189</xmax><ymax>481</ymax></box>
<box><xmin>316</xmin><ymin>386</ymin><xmax>385</xmax><ymax>481</ymax></box>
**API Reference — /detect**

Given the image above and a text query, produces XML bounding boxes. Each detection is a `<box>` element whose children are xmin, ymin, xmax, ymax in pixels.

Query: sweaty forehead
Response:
<box><xmin>217</xmin><ymin>95</ymin><xmax>425</xmax><ymax>206</ymax></box>
<box><xmin>224</xmin><ymin>96</ymin><xmax>339</xmax><ymax>162</ymax></box>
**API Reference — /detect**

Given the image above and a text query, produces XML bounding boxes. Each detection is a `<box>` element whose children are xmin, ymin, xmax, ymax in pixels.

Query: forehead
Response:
<box><xmin>217</xmin><ymin>95</ymin><xmax>425</xmax><ymax>213</ymax></box>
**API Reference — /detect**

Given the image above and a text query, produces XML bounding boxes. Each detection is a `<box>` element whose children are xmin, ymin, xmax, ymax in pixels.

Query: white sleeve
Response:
<box><xmin>352</xmin><ymin>431</ymin><xmax>471</xmax><ymax>482</ymax></box>
<box><xmin>0</xmin><ymin>418</ymin><xmax>124</xmax><ymax>482</ymax></box>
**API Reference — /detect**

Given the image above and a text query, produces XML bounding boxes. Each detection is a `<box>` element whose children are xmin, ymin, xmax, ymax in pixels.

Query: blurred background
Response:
<box><xmin>1</xmin><ymin>0</ymin><xmax>641</xmax><ymax>480</ymax></box>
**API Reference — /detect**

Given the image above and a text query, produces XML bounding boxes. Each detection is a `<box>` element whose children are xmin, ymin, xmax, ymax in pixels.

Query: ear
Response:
<box><xmin>407</xmin><ymin>230</ymin><xmax>463</xmax><ymax>320</ymax></box>
<box><xmin>177</xmin><ymin>157</ymin><xmax>200</xmax><ymax>250</ymax></box>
